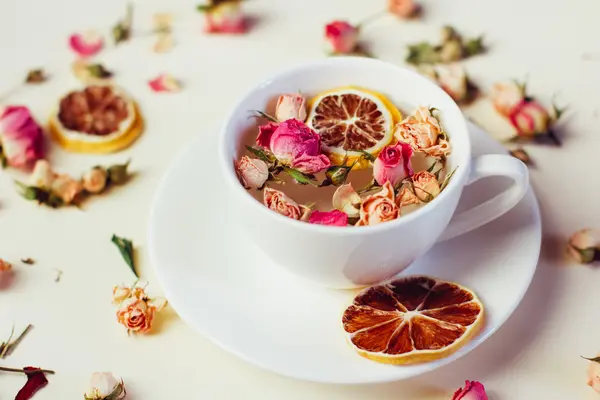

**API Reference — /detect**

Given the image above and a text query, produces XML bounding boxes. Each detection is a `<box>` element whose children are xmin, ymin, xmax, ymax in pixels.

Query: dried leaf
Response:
<box><xmin>406</xmin><ymin>42</ymin><xmax>441</xmax><ymax>65</ymax></box>
<box><xmin>15</xmin><ymin>181</ymin><xmax>64</xmax><ymax>208</ymax></box>
<box><xmin>583</xmin><ymin>356</ymin><xmax>600</xmax><ymax>364</ymax></box>
<box><xmin>107</xmin><ymin>160</ymin><xmax>130</xmax><ymax>185</ymax></box>
<box><xmin>21</xmin><ymin>258</ymin><xmax>35</xmax><ymax>265</ymax></box>
<box><xmin>281</xmin><ymin>167</ymin><xmax>317</xmax><ymax>186</ymax></box>
<box><xmin>250</xmin><ymin>110</ymin><xmax>278</xmax><ymax>123</ymax></box>
<box><xmin>86</xmin><ymin>64</ymin><xmax>113</xmax><ymax>79</ymax></box>
<box><xmin>112</xmin><ymin>3</ymin><xmax>134</xmax><ymax>44</ymax></box>
<box><xmin>440</xmin><ymin>166</ymin><xmax>458</xmax><ymax>191</ymax></box>
<box><xmin>111</xmin><ymin>234</ymin><xmax>137</xmax><ymax>278</ymax></box>
<box><xmin>356</xmin><ymin>150</ymin><xmax>376</xmax><ymax>163</ymax></box>
<box><xmin>245</xmin><ymin>145</ymin><xmax>276</xmax><ymax>164</ymax></box>
<box><xmin>3</xmin><ymin>325</ymin><xmax>33</xmax><ymax>358</ymax></box>
<box><xmin>464</xmin><ymin>36</ymin><xmax>485</xmax><ymax>56</ymax></box>
<box><xmin>25</xmin><ymin>69</ymin><xmax>47</xmax><ymax>84</ymax></box>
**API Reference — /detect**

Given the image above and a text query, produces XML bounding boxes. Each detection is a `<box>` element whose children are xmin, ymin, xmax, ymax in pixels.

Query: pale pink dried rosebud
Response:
<box><xmin>325</xmin><ymin>21</ymin><xmax>359</xmax><ymax>55</ymax></box>
<box><xmin>69</xmin><ymin>31</ymin><xmax>104</xmax><ymax>58</ymax></box>
<box><xmin>51</xmin><ymin>174</ymin><xmax>83</xmax><ymax>204</ymax></box>
<box><xmin>332</xmin><ymin>183</ymin><xmax>361</xmax><ymax>218</ymax></box>
<box><xmin>492</xmin><ymin>82</ymin><xmax>524</xmax><ymax>116</ymax></box>
<box><xmin>356</xmin><ymin>182</ymin><xmax>399</xmax><ymax>226</ymax></box>
<box><xmin>235</xmin><ymin>156</ymin><xmax>269</xmax><ymax>189</ymax></box>
<box><xmin>387</xmin><ymin>0</ymin><xmax>420</xmax><ymax>18</ymax></box>
<box><xmin>567</xmin><ymin>229</ymin><xmax>600</xmax><ymax>264</ymax></box>
<box><xmin>308</xmin><ymin>210</ymin><xmax>348</xmax><ymax>226</ymax></box>
<box><xmin>0</xmin><ymin>106</ymin><xmax>44</xmax><ymax>168</ymax></box>
<box><xmin>82</xmin><ymin>166</ymin><xmax>108</xmax><ymax>194</ymax></box>
<box><xmin>148</xmin><ymin>73</ymin><xmax>181</xmax><ymax>93</ymax></box>
<box><xmin>29</xmin><ymin>160</ymin><xmax>55</xmax><ymax>189</ymax></box>
<box><xmin>275</xmin><ymin>94</ymin><xmax>307</xmax><ymax>122</ymax></box>
<box><xmin>412</xmin><ymin>171</ymin><xmax>441</xmax><ymax>202</ymax></box>
<box><xmin>373</xmin><ymin>142</ymin><xmax>413</xmax><ymax>187</ymax></box>
<box><xmin>586</xmin><ymin>356</ymin><xmax>600</xmax><ymax>394</ymax></box>
<box><xmin>84</xmin><ymin>372</ymin><xmax>126</xmax><ymax>400</ymax></box>
<box><xmin>0</xmin><ymin>258</ymin><xmax>12</xmax><ymax>272</ymax></box>
<box><xmin>509</xmin><ymin>100</ymin><xmax>551</xmax><ymax>137</ymax></box>
<box><xmin>452</xmin><ymin>380</ymin><xmax>488</xmax><ymax>400</ymax></box>
<box><xmin>437</xmin><ymin>65</ymin><xmax>469</xmax><ymax>103</ymax></box>
<box><xmin>263</xmin><ymin>187</ymin><xmax>304</xmax><ymax>220</ymax></box>
<box><xmin>395</xmin><ymin>106</ymin><xmax>451</xmax><ymax>158</ymax></box>
<box><xmin>202</xmin><ymin>1</ymin><xmax>247</xmax><ymax>34</ymax></box>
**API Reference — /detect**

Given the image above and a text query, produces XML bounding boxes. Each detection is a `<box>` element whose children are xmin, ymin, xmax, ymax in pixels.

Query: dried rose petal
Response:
<box><xmin>148</xmin><ymin>74</ymin><xmax>181</xmax><ymax>93</ymax></box>
<box><xmin>15</xmin><ymin>367</ymin><xmax>48</xmax><ymax>400</ymax></box>
<box><xmin>68</xmin><ymin>31</ymin><xmax>104</xmax><ymax>58</ymax></box>
<box><xmin>153</xmin><ymin>33</ymin><xmax>174</xmax><ymax>53</ymax></box>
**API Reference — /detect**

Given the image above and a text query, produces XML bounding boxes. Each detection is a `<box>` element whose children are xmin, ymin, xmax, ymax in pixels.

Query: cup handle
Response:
<box><xmin>437</xmin><ymin>154</ymin><xmax>529</xmax><ymax>242</ymax></box>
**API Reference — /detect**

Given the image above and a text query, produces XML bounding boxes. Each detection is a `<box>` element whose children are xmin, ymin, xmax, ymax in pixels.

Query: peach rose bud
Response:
<box><xmin>69</xmin><ymin>31</ymin><xmax>104</xmax><ymax>58</ymax></box>
<box><xmin>235</xmin><ymin>156</ymin><xmax>269</xmax><ymax>189</ymax></box>
<box><xmin>492</xmin><ymin>82</ymin><xmax>524</xmax><ymax>116</ymax></box>
<box><xmin>437</xmin><ymin>65</ymin><xmax>468</xmax><ymax>103</ymax></box>
<box><xmin>84</xmin><ymin>372</ymin><xmax>126</xmax><ymax>400</ymax></box>
<box><xmin>116</xmin><ymin>297</ymin><xmax>156</xmax><ymax>334</ymax></box>
<box><xmin>509</xmin><ymin>100</ymin><xmax>551</xmax><ymax>137</ymax></box>
<box><xmin>263</xmin><ymin>187</ymin><xmax>303</xmax><ymax>220</ymax></box>
<box><xmin>0</xmin><ymin>258</ymin><xmax>12</xmax><ymax>272</ymax></box>
<box><xmin>51</xmin><ymin>174</ymin><xmax>83</xmax><ymax>204</ymax></box>
<box><xmin>83</xmin><ymin>166</ymin><xmax>108</xmax><ymax>194</ymax></box>
<box><xmin>397</xmin><ymin>185</ymin><xmax>421</xmax><ymax>207</ymax></box>
<box><xmin>586</xmin><ymin>356</ymin><xmax>600</xmax><ymax>394</ymax></box>
<box><xmin>29</xmin><ymin>160</ymin><xmax>55</xmax><ymax>189</ymax></box>
<box><xmin>568</xmin><ymin>229</ymin><xmax>600</xmax><ymax>264</ymax></box>
<box><xmin>387</xmin><ymin>0</ymin><xmax>420</xmax><ymax>19</ymax></box>
<box><xmin>275</xmin><ymin>94</ymin><xmax>307</xmax><ymax>122</ymax></box>
<box><xmin>148</xmin><ymin>73</ymin><xmax>181</xmax><ymax>93</ymax></box>
<box><xmin>325</xmin><ymin>21</ymin><xmax>359</xmax><ymax>54</ymax></box>
<box><xmin>412</xmin><ymin>171</ymin><xmax>441</xmax><ymax>202</ymax></box>
<box><xmin>332</xmin><ymin>184</ymin><xmax>361</xmax><ymax>218</ymax></box>
<box><xmin>452</xmin><ymin>380</ymin><xmax>488</xmax><ymax>400</ymax></box>
<box><xmin>356</xmin><ymin>181</ymin><xmax>399</xmax><ymax>226</ymax></box>
<box><xmin>395</xmin><ymin>106</ymin><xmax>451</xmax><ymax>159</ymax></box>
<box><xmin>373</xmin><ymin>142</ymin><xmax>413</xmax><ymax>187</ymax></box>
<box><xmin>308</xmin><ymin>210</ymin><xmax>348</xmax><ymax>226</ymax></box>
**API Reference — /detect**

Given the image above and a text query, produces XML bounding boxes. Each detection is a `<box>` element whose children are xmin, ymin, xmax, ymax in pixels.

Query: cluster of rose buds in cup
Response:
<box><xmin>112</xmin><ymin>281</ymin><xmax>167</xmax><ymax>335</ymax></box>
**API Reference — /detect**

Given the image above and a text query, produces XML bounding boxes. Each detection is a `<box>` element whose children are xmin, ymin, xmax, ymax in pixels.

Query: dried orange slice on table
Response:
<box><xmin>306</xmin><ymin>87</ymin><xmax>402</xmax><ymax>169</ymax></box>
<box><xmin>342</xmin><ymin>276</ymin><xmax>484</xmax><ymax>364</ymax></box>
<box><xmin>49</xmin><ymin>85</ymin><xmax>144</xmax><ymax>153</ymax></box>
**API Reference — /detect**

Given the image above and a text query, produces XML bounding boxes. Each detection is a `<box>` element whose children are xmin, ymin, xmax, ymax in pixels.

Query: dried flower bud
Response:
<box><xmin>107</xmin><ymin>160</ymin><xmax>130</xmax><ymax>185</ymax></box>
<box><xmin>29</xmin><ymin>160</ymin><xmax>55</xmax><ymax>189</ymax></box>
<box><xmin>568</xmin><ymin>229</ymin><xmax>600</xmax><ymax>264</ymax></box>
<box><xmin>84</xmin><ymin>372</ymin><xmax>126</xmax><ymax>400</ymax></box>
<box><xmin>83</xmin><ymin>166</ymin><xmax>108</xmax><ymax>194</ymax></box>
<box><xmin>0</xmin><ymin>258</ymin><xmax>12</xmax><ymax>272</ymax></box>
<box><xmin>440</xmin><ymin>26</ymin><xmax>458</xmax><ymax>43</ymax></box>
<box><xmin>509</xmin><ymin>148</ymin><xmax>531</xmax><ymax>165</ymax></box>
<box><xmin>332</xmin><ymin>184</ymin><xmax>361</xmax><ymax>218</ymax></box>
<box><xmin>440</xmin><ymin>39</ymin><xmax>464</xmax><ymax>63</ymax></box>
<box><xmin>51</xmin><ymin>174</ymin><xmax>83</xmax><ymax>204</ymax></box>
<box><xmin>25</xmin><ymin>69</ymin><xmax>47</xmax><ymax>84</ymax></box>
<box><xmin>323</xmin><ymin>165</ymin><xmax>352</xmax><ymax>187</ymax></box>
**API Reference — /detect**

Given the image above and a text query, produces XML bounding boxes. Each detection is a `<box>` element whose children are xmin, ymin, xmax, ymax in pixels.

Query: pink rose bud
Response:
<box><xmin>308</xmin><ymin>210</ymin><xmax>348</xmax><ymax>226</ymax></box>
<box><xmin>68</xmin><ymin>31</ymin><xmax>104</xmax><ymax>58</ymax></box>
<box><xmin>235</xmin><ymin>156</ymin><xmax>269</xmax><ymax>189</ymax></box>
<box><xmin>387</xmin><ymin>0</ymin><xmax>420</xmax><ymax>18</ymax></box>
<box><xmin>373</xmin><ymin>142</ymin><xmax>414</xmax><ymax>187</ymax></box>
<box><xmin>203</xmin><ymin>1</ymin><xmax>247</xmax><ymax>34</ymax></box>
<box><xmin>509</xmin><ymin>100</ymin><xmax>550</xmax><ymax>137</ymax></box>
<box><xmin>412</xmin><ymin>170</ymin><xmax>441</xmax><ymax>202</ymax></box>
<box><xmin>256</xmin><ymin>122</ymin><xmax>278</xmax><ymax>148</ymax></box>
<box><xmin>263</xmin><ymin>187</ymin><xmax>304</xmax><ymax>220</ymax></box>
<box><xmin>492</xmin><ymin>82</ymin><xmax>524</xmax><ymax>116</ymax></box>
<box><xmin>452</xmin><ymin>380</ymin><xmax>488</xmax><ymax>400</ymax></box>
<box><xmin>356</xmin><ymin>182</ymin><xmax>399</xmax><ymax>226</ymax></box>
<box><xmin>269</xmin><ymin>119</ymin><xmax>331</xmax><ymax>174</ymax></box>
<box><xmin>148</xmin><ymin>73</ymin><xmax>181</xmax><ymax>93</ymax></box>
<box><xmin>275</xmin><ymin>94</ymin><xmax>307</xmax><ymax>122</ymax></box>
<box><xmin>0</xmin><ymin>106</ymin><xmax>44</xmax><ymax>168</ymax></box>
<box><xmin>325</xmin><ymin>21</ymin><xmax>359</xmax><ymax>54</ymax></box>
<box><xmin>587</xmin><ymin>357</ymin><xmax>600</xmax><ymax>394</ymax></box>
<box><xmin>437</xmin><ymin>65</ymin><xmax>468</xmax><ymax>103</ymax></box>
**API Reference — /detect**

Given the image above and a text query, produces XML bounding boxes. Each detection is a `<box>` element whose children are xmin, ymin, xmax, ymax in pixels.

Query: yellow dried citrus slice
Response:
<box><xmin>306</xmin><ymin>86</ymin><xmax>401</xmax><ymax>169</ymax></box>
<box><xmin>342</xmin><ymin>276</ymin><xmax>484</xmax><ymax>364</ymax></box>
<box><xmin>49</xmin><ymin>85</ymin><xmax>144</xmax><ymax>154</ymax></box>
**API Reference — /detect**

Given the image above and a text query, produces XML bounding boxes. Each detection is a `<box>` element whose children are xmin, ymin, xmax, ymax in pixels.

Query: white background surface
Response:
<box><xmin>0</xmin><ymin>0</ymin><xmax>599</xmax><ymax>399</ymax></box>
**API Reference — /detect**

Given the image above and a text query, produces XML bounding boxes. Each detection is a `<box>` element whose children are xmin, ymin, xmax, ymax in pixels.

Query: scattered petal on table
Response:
<box><xmin>25</xmin><ymin>69</ymin><xmax>47</xmax><ymax>84</ymax></box>
<box><xmin>148</xmin><ymin>73</ymin><xmax>181</xmax><ymax>92</ymax></box>
<box><xmin>15</xmin><ymin>367</ymin><xmax>49</xmax><ymax>400</ymax></box>
<box><xmin>68</xmin><ymin>31</ymin><xmax>104</xmax><ymax>58</ymax></box>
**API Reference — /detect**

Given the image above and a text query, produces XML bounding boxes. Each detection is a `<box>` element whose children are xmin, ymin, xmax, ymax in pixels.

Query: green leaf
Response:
<box><xmin>196</xmin><ymin>4</ymin><xmax>214</xmax><ymax>12</ymax></box>
<box><xmin>440</xmin><ymin>166</ymin><xmax>458</xmax><ymax>191</ymax></box>
<box><xmin>406</xmin><ymin>42</ymin><xmax>441</xmax><ymax>65</ymax></box>
<box><xmin>111</xmin><ymin>234</ymin><xmax>137</xmax><ymax>278</ymax></box>
<box><xmin>357</xmin><ymin>150</ymin><xmax>376</xmax><ymax>163</ymax></box>
<box><xmin>464</xmin><ymin>36</ymin><xmax>485</xmax><ymax>57</ymax></box>
<box><xmin>112</xmin><ymin>23</ymin><xmax>130</xmax><ymax>45</ymax></box>
<box><xmin>582</xmin><ymin>356</ymin><xmax>600</xmax><ymax>364</ymax></box>
<box><xmin>86</xmin><ymin>63</ymin><xmax>113</xmax><ymax>79</ymax></box>
<box><xmin>245</xmin><ymin>145</ymin><xmax>276</xmax><ymax>164</ymax></box>
<box><xmin>357</xmin><ymin>179</ymin><xmax>380</xmax><ymax>195</ymax></box>
<box><xmin>15</xmin><ymin>181</ymin><xmax>43</xmax><ymax>201</ymax></box>
<box><xmin>282</xmin><ymin>167</ymin><xmax>317</xmax><ymax>186</ymax></box>
<box><xmin>426</xmin><ymin>161</ymin><xmax>438</xmax><ymax>173</ymax></box>
<box><xmin>250</xmin><ymin>110</ymin><xmax>278</xmax><ymax>123</ymax></box>
<box><xmin>107</xmin><ymin>160</ymin><xmax>130</xmax><ymax>185</ymax></box>
<box><xmin>552</xmin><ymin>103</ymin><xmax>567</xmax><ymax>120</ymax></box>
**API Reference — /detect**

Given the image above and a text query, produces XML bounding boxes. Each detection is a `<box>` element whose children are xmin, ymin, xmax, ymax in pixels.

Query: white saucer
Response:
<box><xmin>148</xmin><ymin>122</ymin><xmax>541</xmax><ymax>384</ymax></box>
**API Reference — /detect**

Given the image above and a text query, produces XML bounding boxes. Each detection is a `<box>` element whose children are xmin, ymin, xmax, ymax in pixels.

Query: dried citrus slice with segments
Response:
<box><xmin>306</xmin><ymin>86</ymin><xmax>402</xmax><ymax>169</ymax></box>
<box><xmin>342</xmin><ymin>276</ymin><xmax>484</xmax><ymax>364</ymax></box>
<box><xmin>49</xmin><ymin>85</ymin><xmax>144</xmax><ymax>154</ymax></box>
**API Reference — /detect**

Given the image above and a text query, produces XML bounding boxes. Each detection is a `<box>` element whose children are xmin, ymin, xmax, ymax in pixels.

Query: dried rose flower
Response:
<box><xmin>235</xmin><ymin>156</ymin><xmax>269</xmax><ymax>189</ymax></box>
<box><xmin>406</xmin><ymin>26</ymin><xmax>484</xmax><ymax>65</ymax></box>
<box><xmin>84</xmin><ymin>372</ymin><xmax>126</xmax><ymax>400</ymax></box>
<box><xmin>492</xmin><ymin>82</ymin><xmax>524</xmax><ymax>116</ymax></box>
<box><xmin>586</xmin><ymin>356</ymin><xmax>600</xmax><ymax>394</ymax></box>
<box><xmin>412</xmin><ymin>171</ymin><xmax>441</xmax><ymax>202</ymax></box>
<box><xmin>356</xmin><ymin>182</ymin><xmax>399</xmax><ymax>226</ymax></box>
<box><xmin>395</xmin><ymin>107</ymin><xmax>451</xmax><ymax>158</ymax></box>
<box><xmin>373</xmin><ymin>142</ymin><xmax>413</xmax><ymax>187</ymax></box>
<box><xmin>263</xmin><ymin>187</ymin><xmax>307</xmax><ymax>220</ymax></box>
<box><xmin>0</xmin><ymin>106</ymin><xmax>44</xmax><ymax>169</ymax></box>
<box><xmin>71</xmin><ymin>60</ymin><xmax>113</xmax><ymax>84</ymax></box>
<box><xmin>308</xmin><ymin>210</ymin><xmax>348</xmax><ymax>227</ymax></box>
<box><xmin>51</xmin><ymin>174</ymin><xmax>83</xmax><ymax>204</ymax></box>
<box><xmin>387</xmin><ymin>0</ymin><xmax>420</xmax><ymax>18</ymax></box>
<box><xmin>325</xmin><ymin>21</ymin><xmax>359</xmax><ymax>55</ymax></box>
<box><xmin>332</xmin><ymin>184</ymin><xmax>361</xmax><ymax>218</ymax></box>
<box><xmin>567</xmin><ymin>229</ymin><xmax>600</xmax><ymax>264</ymax></box>
<box><xmin>148</xmin><ymin>73</ymin><xmax>181</xmax><ymax>93</ymax></box>
<box><xmin>0</xmin><ymin>258</ymin><xmax>12</xmax><ymax>272</ymax></box>
<box><xmin>397</xmin><ymin>185</ymin><xmax>421</xmax><ymax>207</ymax></box>
<box><xmin>69</xmin><ymin>31</ymin><xmax>104</xmax><ymax>58</ymax></box>
<box><xmin>197</xmin><ymin>0</ymin><xmax>247</xmax><ymax>34</ymax></box>
<box><xmin>82</xmin><ymin>166</ymin><xmax>108</xmax><ymax>194</ymax></box>
<box><xmin>114</xmin><ymin>282</ymin><xmax>167</xmax><ymax>335</ymax></box>
<box><xmin>452</xmin><ymin>380</ymin><xmax>488</xmax><ymax>399</ymax></box>
<box><xmin>275</xmin><ymin>94</ymin><xmax>307</xmax><ymax>122</ymax></box>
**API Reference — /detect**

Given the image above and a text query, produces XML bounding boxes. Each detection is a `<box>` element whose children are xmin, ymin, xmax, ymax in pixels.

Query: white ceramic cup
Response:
<box><xmin>220</xmin><ymin>57</ymin><xmax>529</xmax><ymax>289</ymax></box>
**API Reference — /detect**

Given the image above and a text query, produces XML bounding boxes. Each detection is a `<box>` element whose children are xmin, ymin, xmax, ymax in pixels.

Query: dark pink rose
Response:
<box><xmin>256</xmin><ymin>122</ymin><xmax>278</xmax><ymax>148</ymax></box>
<box><xmin>309</xmin><ymin>210</ymin><xmax>348</xmax><ymax>226</ymax></box>
<box><xmin>325</xmin><ymin>21</ymin><xmax>359</xmax><ymax>54</ymax></box>
<box><xmin>452</xmin><ymin>381</ymin><xmax>488</xmax><ymax>400</ymax></box>
<box><xmin>0</xmin><ymin>106</ymin><xmax>44</xmax><ymax>168</ymax></box>
<box><xmin>68</xmin><ymin>31</ymin><xmax>104</xmax><ymax>58</ymax></box>
<box><xmin>203</xmin><ymin>2</ymin><xmax>247</xmax><ymax>34</ymax></box>
<box><xmin>373</xmin><ymin>142</ymin><xmax>413</xmax><ymax>186</ymax></box>
<box><xmin>269</xmin><ymin>119</ymin><xmax>331</xmax><ymax>174</ymax></box>
<box><xmin>509</xmin><ymin>100</ymin><xmax>550</xmax><ymax>137</ymax></box>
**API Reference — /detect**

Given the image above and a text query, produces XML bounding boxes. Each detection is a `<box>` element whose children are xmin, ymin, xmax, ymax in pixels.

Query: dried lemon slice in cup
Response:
<box><xmin>49</xmin><ymin>85</ymin><xmax>144</xmax><ymax>154</ymax></box>
<box><xmin>306</xmin><ymin>86</ymin><xmax>402</xmax><ymax>169</ymax></box>
<box><xmin>342</xmin><ymin>276</ymin><xmax>484</xmax><ymax>364</ymax></box>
